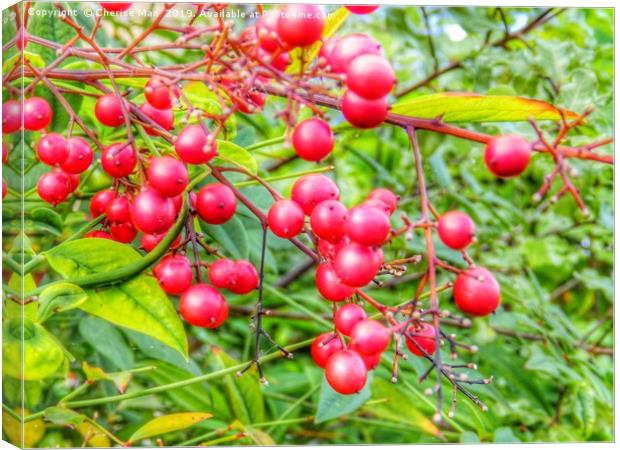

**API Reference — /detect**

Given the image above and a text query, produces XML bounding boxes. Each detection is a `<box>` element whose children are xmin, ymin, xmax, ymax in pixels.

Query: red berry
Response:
<box><xmin>23</xmin><ymin>97</ymin><xmax>53</xmax><ymax>131</ymax></box>
<box><xmin>484</xmin><ymin>135</ymin><xmax>531</xmax><ymax>178</ymax></box>
<box><xmin>85</xmin><ymin>230</ymin><xmax>112</xmax><ymax>239</ymax></box>
<box><xmin>237</xmin><ymin>89</ymin><xmax>266</xmax><ymax>114</ymax></box>
<box><xmin>16</xmin><ymin>27</ymin><xmax>28</xmax><ymax>51</ymax></box>
<box><xmin>140</xmin><ymin>103</ymin><xmax>174</xmax><ymax>136</ymax></box>
<box><xmin>95</xmin><ymin>94</ymin><xmax>126</xmax><ymax>127</ymax></box>
<box><xmin>406</xmin><ymin>322</ymin><xmax>437</xmax><ymax>357</ymax></box>
<box><xmin>63</xmin><ymin>170</ymin><xmax>80</xmax><ymax>192</ymax></box>
<box><xmin>354</xmin><ymin>348</ymin><xmax>382</xmax><ymax>370</ymax></box>
<box><xmin>180</xmin><ymin>284</ymin><xmax>228</xmax><ymax>328</ymax></box>
<box><xmin>319</xmin><ymin>37</ymin><xmax>340</xmax><ymax>67</ymax></box>
<box><xmin>268</xmin><ymin>199</ymin><xmax>305</xmax><ymax>238</ymax></box>
<box><xmin>342</xmin><ymin>90</ymin><xmax>388</xmax><ymax>129</ymax></box>
<box><xmin>131</xmin><ymin>188</ymin><xmax>177</xmax><ymax>234</ymax></box>
<box><xmin>315</xmin><ymin>263</ymin><xmax>355</xmax><ymax>302</ymax></box>
<box><xmin>2</xmin><ymin>100</ymin><xmax>21</xmax><ymax>134</ymax></box>
<box><xmin>367</xmin><ymin>188</ymin><xmax>398</xmax><ymax>214</ymax></box>
<box><xmin>334</xmin><ymin>242</ymin><xmax>382</xmax><ymax>287</ymax></box>
<box><xmin>144</xmin><ymin>76</ymin><xmax>180</xmax><ymax>110</ymax></box>
<box><xmin>109</xmin><ymin>221</ymin><xmax>138</xmax><ymax>243</ymax></box>
<box><xmin>334</xmin><ymin>303</ymin><xmax>368</xmax><ymax>336</ymax></box>
<box><xmin>147</xmin><ymin>156</ymin><xmax>188</xmax><ymax>198</ymax></box>
<box><xmin>60</xmin><ymin>137</ymin><xmax>94</xmax><ymax>174</ymax></box>
<box><xmin>141</xmin><ymin>232</ymin><xmax>181</xmax><ymax>253</ymax></box>
<box><xmin>257</xmin><ymin>49</ymin><xmax>291</xmax><ymax>72</ymax></box>
<box><xmin>155</xmin><ymin>255</ymin><xmax>193</xmax><ymax>295</ymax></box>
<box><xmin>345</xmin><ymin>5</ymin><xmax>379</xmax><ymax>14</ymax></box>
<box><xmin>292</xmin><ymin>118</ymin><xmax>334</xmax><ymax>162</ymax></box>
<box><xmin>345</xmin><ymin>205</ymin><xmax>390</xmax><ymax>246</ymax></box>
<box><xmin>101</xmin><ymin>143</ymin><xmax>137</xmax><ymax>178</ymax></box>
<box><xmin>350</xmin><ymin>319</ymin><xmax>391</xmax><ymax>355</ymax></box>
<box><xmin>453</xmin><ymin>267</ymin><xmax>501</xmax><ymax>316</ymax></box>
<box><xmin>310</xmin><ymin>200</ymin><xmax>347</xmax><ymax>242</ymax></box>
<box><xmin>37</xmin><ymin>171</ymin><xmax>71</xmax><ymax>206</ymax></box>
<box><xmin>196</xmin><ymin>183</ymin><xmax>237</xmax><ymax>224</ymax></box>
<box><xmin>36</xmin><ymin>133</ymin><xmax>69</xmax><ymax>166</ymax></box>
<box><xmin>311</xmin><ymin>333</ymin><xmax>344</xmax><ymax>368</ymax></box>
<box><xmin>105</xmin><ymin>195</ymin><xmax>131</xmax><ymax>223</ymax></box>
<box><xmin>362</xmin><ymin>198</ymin><xmax>392</xmax><ymax>216</ymax></box>
<box><xmin>317</xmin><ymin>237</ymin><xmax>348</xmax><ymax>262</ymax></box>
<box><xmin>291</xmin><ymin>174</ymin><xmax>340</xmax><ymax>216</ymax></box>
<box><xmin>276</xmin><ymin>5</ymin><xmax>325</xmax><ymax>48</ymax></box>
<box><xmin>175</xmin><ymin>125</ymin><xmax>217</xmax><ymax>164</ymax></box>
<box><xmin>257</xmin><ymin>13</ymin><xmax>284</xmax><ymax>52</ymax></box>
<box><xmin>346</xmin><ymin>54</ymin><xmax>396</xmax><ymax>100</ymax></box>
<box><xmin>100</xmin><ymin>2</ymin><xmax>132</xmax><ymax>12</ymax></box>
<box><xmin>324</xmin><ymin>350</ymin><xmax>368</xmax><ymax>395</ymax></box>
<box><xmin>330</xmin><ymin>33</ymin><xmax>381</xmax><ymax>74</ymax></box>
<box><xmin>231</xmin><ymin>260</ymin><xmax>259</xmax><ymax>294</ymax></box>
<box><xmin>208</xmin><ymin>259</ymin><xmax>237</xmax><ymax>290</ymax></box>
<box><xmin>90</xmin><ymin>189</ymin><xmax>115</xmax><ymax>218</ymax></box>
<box><xmin>437</xmin><ymin>211</ymin><xmax>475</xmax><ymax>250</ymax></box>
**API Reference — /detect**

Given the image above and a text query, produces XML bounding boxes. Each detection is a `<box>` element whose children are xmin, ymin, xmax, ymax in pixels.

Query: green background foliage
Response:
<box><xmin>1</xmin><ymin>3</ymin><xmax>613</xmax><ymax>446</ymax></box>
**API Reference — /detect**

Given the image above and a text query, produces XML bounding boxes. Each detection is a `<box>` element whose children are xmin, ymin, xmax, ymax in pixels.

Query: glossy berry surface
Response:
<box><xmin>100</xmin><ymin>2</ymin><xmax>132</xmax><ymax>12</ymax></box>
<box><xmin>329</xmin><ymin>33</ymin><xmax>381</xmax><ymax>74</ymax></box>
<box><xmin>131</xmin><ymin>188</ymin><xmax>177</xmax><ymax>234</ymax></box>
<box><xmin>345</xmin><ymin>205</ymin><xmax>391</xmax><ymax>246</ymax></box>
<box><xmin>23</xmin><ymin>97</ymin><xmax>53</xmax><ymax>131</ymax></box>
<box><xmin>144</xmin><ymin>76</ymin><xmax>179</xmax><ymax>110</ymax></box>
<box><xmin>453</xmin><ymin>267</ymin><xmax>501</xmax><ymax>316</ymax></box>
<box><xmin>342</xmin><ymin>90</ymin><xmax>388</xmax><ymax>129</ymax></box>
<box><xmin>334</xmin><ymin>303</ymin><xmax>368</xmax><ymax>336</ymax></box>
<box><xmin>367</xmin><ymin>188</ymin><xmax>398</xmax><ymax>214</ymax></box>
<box><xmin>155</xmin><ymin>255</ymin><xmax>193</xmax><ymax>295</ymax></box>
<box><xmin>277</xmin><ymin>5</ymin><xmax>325</xmax><ymax>48</ymax></box>
<box><xmin>36</xmin><ymin>133</ymin><xmax>69</xmax><ymax>166</ymax></box>
<box><xmin>105</xmin><ymin>195</ymin><xmax>131</xmax><ymax>223</ymax></box>
<box><xmin>175</xmin><ymin>125</ymin><xmax>217</xmax><ymax>164</ymax></box>
<box><xmin>484</xmin><ymin>134</ymin><xmax>531</xmax><ymax>178</ymax></box>
<box><xmin>101</xmin><ymin>143</ymin><xmax>136</xmax><ymax>178</ymax></box>
<box><xmin>230</xmin><ymin>260</ymin><xmax>259</xmax><ymax>294</ymax></box>
<box><xmin>140</xmin><ymin>103</ymin><xmax>174</xmax><ymax>135</ymax></box>
<box><xmin>141</xmin><ymin>232</ymin><xmax>181</xmax><ymax>253</ymax></box>
<box><xmin>61</xmin><ymin>137</ymin><xmax>94</xmax><ymax>174</ymax></box>
<box><xmin>311</xmin><ymin>333</ymin><xmax>343</xmax><ymax>368</ymax></box>
<box><xmin>406</xmin><ymin>322</ymin><xmax>437</xmax><ymax>356</ymax></box>
<box><xmin>2</xmin><ymin>100</ymin><xmax>22</xmax><ymax>134</ymax></box>
<box><xmin>95</xmin><ymin>94</ymin><xmax>125</xmax><ymax>127</ymax></box>
<box><xmin>292</xmin><ymin>118</ymin><xmax>334</xmax><ymax>162</ymax></box>
<box><xmin>334</xmin><ymin>242</ymin><xmax>382</xmax><ymax>287</ymax></box>
<box><xmin>147</xmin><ymin>156</ymin><xmax>188</xmax><ymax>198</ymax></box>
<box><xmin>267</xmin><ymin>199</ymin><xmax>305</xmax><ymax>238</ymax></box>
<box><xmin>291</xmin><ymin>174</ymin><xmax>340</xmax><ymax>215</ymax></box>
<box><xmin>310</xmin><ymin>200</ymin><xmax>348</xmax><ymax>242</ymax></box>
<box><xmin>346</xmin><ymin>54</ymin><xmax>396</xmax><ymax>100</ymax></box>
<box><xmin>90</xmin><ymin>189</ymin><xmax>115</xmax><ymax>218</ymax></box>
<box><xmin>109</xmin><ymin>221</ymin><xmax>138</xmax><ymax>243</ymax></box>
<box><xmin>437</xmin><ymin>210</ymin><xmax>475</xmax><ymax>250</ymax></box>
<box><xmin>345</xmin><ymin>5</ymin><xmax>379</xmax><ymax>14</ymax></box>
<box><xmin>315</xmin><ymin>263</ymin><xmax>355</xmax><ymax>302</ymax></box>
<box><xmin>37</xmin><ymin>171</ymin><xmax>71</xmax><ymax>206</ymax></box>
<box><xmin>324</xmin><ymin>350</ymin><xmax>368</xmax><ymax>395</ymax></box>
<box><xmin>349</xmin><ymin>319</ymin><xmax>391</xmax><ymax>355</ymax></box>
<box><xmin>196</xmin><ymin>183</ymin><xmax>237</xmax><ymax>224</ymax></box>
<box><xmin>208</xmin><ymin>259</ymin><xmax>237</xmax><ymax>290</ymax></box>
<box><xmin>180</xmin><ymin>284</ymin><xmax>228</xmax><ymax>328</ymax></box>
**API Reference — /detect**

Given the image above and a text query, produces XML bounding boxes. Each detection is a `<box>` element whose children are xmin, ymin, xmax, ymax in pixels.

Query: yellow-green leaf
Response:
<box><xmin>391</xmin><ymin>93</ymin><xmax>578</xmax><ymax>123</ymax></box>
<box><xmin>128</xmin><ymin>412</ymin><xmax>212</xmax><ymax>443</ymax></box>
<box><xmin>214</xmin><ymin>141</ymin><xmax>258</xmax><ymax>175</ymax></box>
<box><xmin>37</xmin><ymin>282</ymin><xmax>88</xmax><ymax>323</ymax></box>
<box><xmin>2</xmin><ymin>51</ymin><xmax>45</xmax><ymax>73</ymax></box>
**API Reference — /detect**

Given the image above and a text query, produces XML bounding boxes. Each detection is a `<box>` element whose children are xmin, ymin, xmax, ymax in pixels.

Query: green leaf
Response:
<box><xmin>29</xmin><ymin>207</ymin><xmax>64</xmax><ymax>236</ymax></box>
<box><xmin>79</xmin><ymin>316</ymin><xmax>135</xmax><ymax>371</ymax></box>
<box><xmin>200</xmin><ymin>216</ymin><xmax>249</xmax><ymax>260</ymax></box>
<box><xmin>315</xmin><ymin>373</ymin><xmax>372</xmax><ymax>424</ymax></box>
<box><xmin>460</xmin><ymin>431</ymin><xmax>481</xmax><ymax>443</ymax></box>
<box><xmin>493</xmin><ymin>427</ymin><xmax>521</xmax><ymax>443</ymax></box>
<box><xmin>37</xmin><ymin>282</ymin><xmax>87</xmax><ymax>323</ymax></box>
<box><xmin>214</xmin><ymin>140</ymin><xmax>258</xmax><ymax>175</ymax></box>
<box><xmin>46</xmin><ymin>238</ymin><xmax>188</xmax><ymax>358</ymax></box>
<box><xmin>3</xmin><ymin>51</ymin><xmax>46</xmax><ymax>73</ymax></box>
<box><xmin>129</xmin><ymin>412</ymin><xmax>212</xmax><ymax>443</ymax></box>
<box><xmin>391</xmin><ymin>93</ymin><xmax>578</xmax><ymax>123</ymax></box>
<box><xmin>43</xmin><ymin>407</ymin><xmax>85</xmax><ymax>426</ymax></box>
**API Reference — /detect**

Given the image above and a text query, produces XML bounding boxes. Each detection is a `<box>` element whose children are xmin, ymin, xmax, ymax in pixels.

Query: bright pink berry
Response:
<box><xmin>95</xmin><ymin>94</ymin><xmax>126</xmax><ymax>127</ymax></box>
<box><xmin>36</xmin><ymin>133</ymin><xmax>69</xmax><ymax>166</ymax></box>
<box><xmin>155</xmin><ymin>255</ymin><xmax>193</xmax><ymax>295</ymax></box>
<box><xmin>144</xmin><ymin>76</ymin><xmax>180</xmax><ymax>110</ymax></box>
<box><xmin>344</xmin><ymin>205</ymin><xmax>390</xmax><ymax>246</ymax></box>
<box><xmin>334</xmin><ymin>303</ymin><xmax>368</xmax><ymax>336</ymax></box>
<box><xmin>101</xmin><ymin>143</ymin><xmax>137</xmax><ymax>178</ymax></box>
<box><xmin>367</xmin><ymin>188</ymin><xmax>398</xmax><ymax>214</ymax></box>
<box><xmin>453</xmin><ymin>267</ymin><xmax>501</xmax><ymax>316</ymax></box>
<box><xmin>319</xmin><ymin>37</ymin><xmax>341</xmax><ymax>67</ymax></box>
<box><xmin>406</xmin><ymin>322</ymin><xmax>437</xmax><ymax>357</ymax></box>
<box><xmin>353</xmin><ymin>347</ymin><xmax>382</xmax><ymax>370</ymax></box>
<box><xmin>37</xmin><ymin>171</ymin><xmax>71</xmax><ymax>206</ymax></box>
<box><xmin>268</xmin><ymin>199</ymin><xmax>305</xmax><ymax>238</ymax></box>
<box><xmin>131</xmin><ymin>188</ymin><xmax>177</xmax><ymax>234</ymax></box>
<box><xmin>109</xmin><ymin>221</ymin><xmax>138</xmax><ymax>243</ymax></box>
<box><xmin>315</xmin><ymin>263</ymin><xmax>355</xmax><ymax>302</ymax></box>
<box><xmin>208</xmin><ymin>259</ymin><xmax>237</xmax><ymax>290</ymax></box>
<box><xmin>329</xmin><ymin>33</ymin><xmax>381</xmax><ymax>74</ymax></box>
<box><xmin>140</xmin><ymin>103</ymin><xmax>174</xmax><ymax>136</ymax></box>
<box><xmin>342</xmin><ymin>90</ymin><xmax>388</xmax><ymax>129</ymax></box>
<box><xmin>350</xmin><ymin>319</ymin><xmax>391</xmax><ymax>355</ymax></box>
<box><xmin>346</xmin><ymin>54</ymin><xmax>396</xmax><ymax>100</ymax></box>
<box><xmin>175</xmin><ymin>125</ymin><xmax>217</xmax><ymax>164</ymax></box>
<box><xmin>2</xmin><ymin>100</ymin><xmax>21</xmax><ymax>134</ymax></box>
<box><xmin>180</xmin><ymin>283</ymin><xmax>228</xmax><ymax>328</ymax></box>
<box><xmin>231</xmin><ymin>260</ymin><xmax>259</xmax><ymax>294</ymax></box>
<box><xmin>345</xmin><ymin>5</ymin><xmax>379</xmax><ymax>14</ymax></box>
<box><xmin>62</xmin><ymin>170</ymin><xmax>80</xmax><ymax>192</ymax></box>
<box><xmin>90</xmin><ymin>189</ymin><xmax>115</xmax><ymax>218</ymax></box>
<box><xmin>334</xmin><ymin>242</ymin><xmax>382</xmax><ymax>287</ymax></box>
<box><xmin>257</xmin><ymin>13</ymin><xmax>284</xmax><ymax>52</ymax></box>
<box><xmin>437</xmin><ymin>210</ymin><xmax>475</xmax><ymax>250</ymax></box>
<box><xmin>60</xmin><ymin>137</ymin><xmax>94</xmax><ymax>174</ymax></box>
<box><xmin>23</xmin><ymin>97</ymin><xmax>52</xmax><ymax>131</ymax></box>
<box><xmin>324</xmin><ymin>350</ymin><xmax>368</xmax><ymax>395</ymax></box>
<box><xmin>276</xmin><ymin>5</ymin><xmax>325</xmax><ymax>48</ymax></box>
<box><xmin>196</xmin><ymin>183</ymin><xmax>237</xmax><ymax>224</ymax></box>
<box><xmin>105</xmin><ymin>195</ymin><xmax>131</xmax><ymax>223</ymax></box>
<box><xmin>484</xmin><ymin>135</ymin><xmax>531</xmax><ymax>178</ymax></box>
<box><xmin>147</xmin><ymin>156</ymin><xmax>188</xmax><ymax>198</ymax></box>
<box><xmin>141</xmin><ymin>232</ymin><xmax>181</xmax><ymax>253</ymax></box>
<box><xmin>100</xmin><ymin>2</ymin><xmax>132</xmax><ymax>12</ymax></box>
<box><xmin>317</xmin><ymin>237</ymin><xmax>348</xmax><ymax>262</ymax></box>
<box><xmin>311</xmin><ymin>333</ymin><xmax>344</xmax><ymax>368</ymax></box>
<box><xmin>292</xmin><ymin>118</ymin><xmax>334</xmax><ymax>162</ymax></box>
<box><xmin>85</xmin><ymin>230</ymin><xmax>112</xmax><ymax>239</ymax></box>
<box><xmin>291</xmin><ymin>174</ymin><xmax>340</xmax><ymax>216</ymax></box>
<box><xmin>310</xmin><ymin>200</ymin><xmax>347</xmax><ymax>242</ymax></box>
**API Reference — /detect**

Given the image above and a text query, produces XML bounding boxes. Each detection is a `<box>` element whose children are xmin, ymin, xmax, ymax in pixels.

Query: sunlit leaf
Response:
<box><xmin>129</xmin><ymin>412</ymin><xmax>212</xmax><ymax>443</ymax></box>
